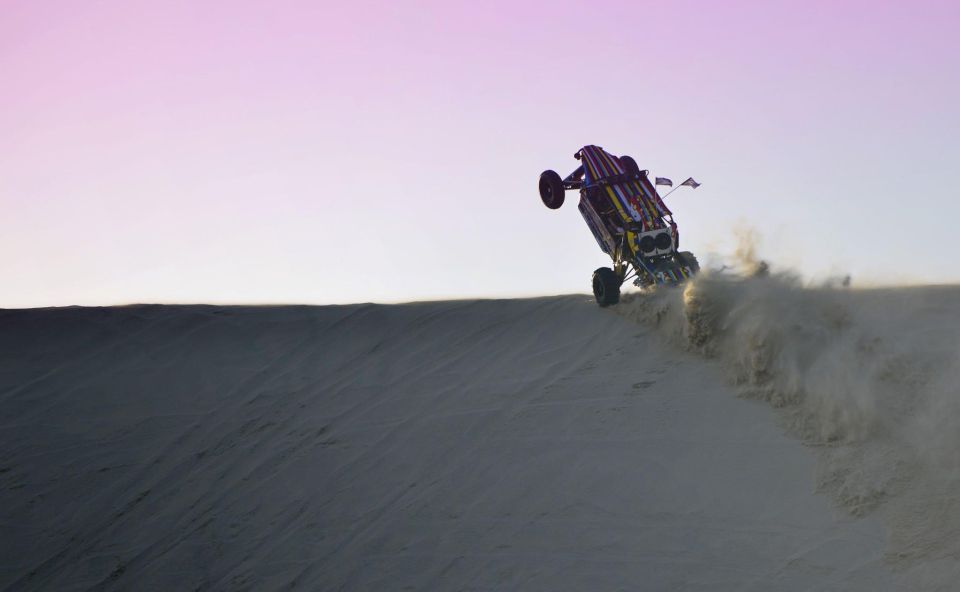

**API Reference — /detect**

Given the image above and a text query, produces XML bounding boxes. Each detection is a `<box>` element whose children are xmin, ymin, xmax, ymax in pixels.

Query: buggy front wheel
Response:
<box><xmin>539</xmin><ymin>170</ymin><xmax>565</xmax><ymax>209</ymax></box>
<box><xmin>592</xmin><ymin>267</ymin><xmax>622</xmax><ymax>307</ymax></box>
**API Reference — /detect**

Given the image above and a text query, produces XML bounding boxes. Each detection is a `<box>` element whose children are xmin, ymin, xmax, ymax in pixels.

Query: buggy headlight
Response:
<box><xmin>654</xmin><ymin>232</ymin><xmax>672</xmax><ymax>250</ymax></box>
<box><xmin>639</xmin><ymin>235</ymin><xmax>656</xmax><ymax>254</ymax></box>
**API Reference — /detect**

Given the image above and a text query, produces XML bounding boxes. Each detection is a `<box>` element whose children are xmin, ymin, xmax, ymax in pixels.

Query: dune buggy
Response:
<box><xmin>539</xmin><ymin>145</ymin><xmax>699</xmax><ymax>306</ymax></box>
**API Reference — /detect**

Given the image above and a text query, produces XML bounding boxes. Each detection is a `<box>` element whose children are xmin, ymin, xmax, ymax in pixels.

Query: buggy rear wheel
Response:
<box><xmin>592</xmin><ymin>267</ymin><xmax>621</xmax><ymax>307</ymax></box>
<box><xmin>619</xmin><ymin>155</ymin><xmax>641</xmax><ymax>178</ymax></box>
<box><xmin>539</xmin><ymin>170</ymin><xmax>565</xmax><ymax>209</ymax></box>
<box><xmin>678</xmin><ymin>251</ymin><xmax>700</xmax><ymax>274</ymax></box>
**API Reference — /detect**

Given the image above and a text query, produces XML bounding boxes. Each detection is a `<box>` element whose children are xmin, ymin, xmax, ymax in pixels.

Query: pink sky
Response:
<box><xmin>3</xmin><ymin>0</ymin><xmax>960</xmax><ymax>307</ymax></box>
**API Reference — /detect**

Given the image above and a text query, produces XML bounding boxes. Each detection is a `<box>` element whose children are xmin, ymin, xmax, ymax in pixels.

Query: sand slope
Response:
<box><xmin>0</xmin><ymin>292</ymin><xmax>943</xmax><ymax>590</ymax></box>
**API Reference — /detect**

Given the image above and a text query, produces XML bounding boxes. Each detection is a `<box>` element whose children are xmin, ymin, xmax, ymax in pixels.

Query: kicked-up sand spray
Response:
<box><xmin>617</xmin><ymin>261</ymin><xmax>960</xmax><ymax>570</ymax></box>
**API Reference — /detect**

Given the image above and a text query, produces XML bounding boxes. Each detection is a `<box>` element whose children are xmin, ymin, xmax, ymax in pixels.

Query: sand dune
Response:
<box><xmin>1</xmin><ymin>287</ymin><xmax>957</xmax><ymax>590</ymax></box>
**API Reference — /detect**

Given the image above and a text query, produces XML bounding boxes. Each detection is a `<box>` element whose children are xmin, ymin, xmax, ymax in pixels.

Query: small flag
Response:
<box><xmin>655</xmin><ymin>177</ymin><xmax>673</xmax><ymax>187</ymax></box>
<box><xmin>680</xmin><ymin>177</ymin><xmax>701</xmax><ymax>189</ymax></box>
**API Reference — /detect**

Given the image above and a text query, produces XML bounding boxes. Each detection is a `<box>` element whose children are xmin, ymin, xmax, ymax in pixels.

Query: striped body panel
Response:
<box><xmin>579</xmin><ymin>145</ymin><xmax>672</xmax><ymax>231</ymax></box>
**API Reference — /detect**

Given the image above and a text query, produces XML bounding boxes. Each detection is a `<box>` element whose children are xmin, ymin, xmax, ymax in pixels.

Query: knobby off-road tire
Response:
<box><xmin>678</xmin><ymin>251</ymin><xmax>700</xmax><ymax>274</ymax></box>
<box><xmin>539</xmin><ymin>170</ymin><xmax>565</xmax><ymax>209</ymax></box>
<box><xmin>619</xmin><ymin>155</ymin><xmax>641</xmax><ymax>178</ymax></box>
<box><xmin>592</xmin><ymin>267</ymin><xmax>621</xmax><ymax>307</ymax></box>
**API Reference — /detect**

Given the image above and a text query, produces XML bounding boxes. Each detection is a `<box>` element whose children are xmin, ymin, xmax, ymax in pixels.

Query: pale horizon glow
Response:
<box><xmin>3</xmin><ymin>0</ymin><xmax>960</xmax><ymax>308</ymax></box>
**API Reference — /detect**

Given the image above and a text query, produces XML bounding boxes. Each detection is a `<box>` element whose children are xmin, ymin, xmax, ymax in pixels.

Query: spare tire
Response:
<box><xmin>619</xmin><ymin>155</ymin><xmax>641</xmax><ymax>178</ymax></box>
<box><xmin>539</xmin><ymin>170</ymin><xmax>565</xmax><ymax>209</ymax></box>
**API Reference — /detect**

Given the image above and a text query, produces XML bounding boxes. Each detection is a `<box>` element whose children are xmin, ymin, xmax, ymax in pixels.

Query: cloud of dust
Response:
<box><xmin>616</xmin><ymin>245</ymin><xmax>960</xmax><ymax>569</ymax></box>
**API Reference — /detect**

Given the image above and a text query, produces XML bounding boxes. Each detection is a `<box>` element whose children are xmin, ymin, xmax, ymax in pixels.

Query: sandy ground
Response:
<box><xmin>1</xmin><ymin>286</ymin><xmax>957</xmax><ymax>590</ymax></box>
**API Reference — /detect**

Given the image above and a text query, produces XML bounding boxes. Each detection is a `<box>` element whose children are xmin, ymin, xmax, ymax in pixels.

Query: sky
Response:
<box><xmin>2</xmin><ymin>0</ymin><xmax>960</xmax><ymax>308</ymax></box>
